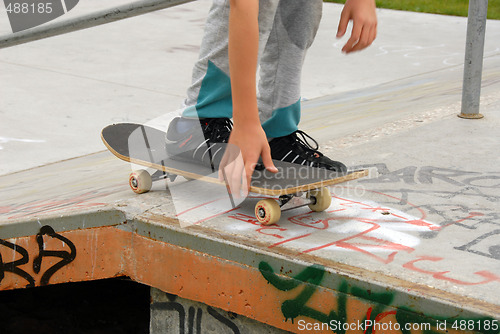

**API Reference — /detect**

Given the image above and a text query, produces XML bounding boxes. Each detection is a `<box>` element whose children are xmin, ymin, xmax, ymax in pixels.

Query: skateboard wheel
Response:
<box><xmin>255</xmin><ymin>199</ymin><xmax>281</xmax><ymax>226</ymax></box>
<box><xmin>307</xmin><ymin>187</ymin><xmax>331</xmax><ymax>212</ymax></box>
<box><xmin>129</xmin><ymin>170</ymin><xmax>152</xmax><ymax>194</ymax></box>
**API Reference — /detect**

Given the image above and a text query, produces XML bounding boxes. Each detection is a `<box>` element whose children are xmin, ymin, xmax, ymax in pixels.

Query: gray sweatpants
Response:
<box><xmin>182</xmin><ymin>0</ymin><xmax>322</xmax><ymax>138</ymax></box>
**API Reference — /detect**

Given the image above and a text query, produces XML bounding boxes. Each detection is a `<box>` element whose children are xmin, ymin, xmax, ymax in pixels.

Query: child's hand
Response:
<box><xmin>219</xmin><ymin>123</ymin><xmax>277</xmax><ymax>198</ymax></box>
<box><xmin>337</xmin><ymin>0</ymin><xmax>377</xmax><ymax>53</ymax></box>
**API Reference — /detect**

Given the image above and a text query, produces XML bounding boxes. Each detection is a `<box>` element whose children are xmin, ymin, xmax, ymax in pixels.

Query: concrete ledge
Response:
<box><xmin>1</xmin><ymin>149</ymin><xmax>499</xmax><ymax>333</ymax></box>
<box><xmin>0</xmin><ymin>209</ymin><xmax>125</xmax><ymax>239</ymax></box>
<box><xmin>0</xmin><ymin>214</ymin><xmax>498</xmax><ymax>333</ymax></box>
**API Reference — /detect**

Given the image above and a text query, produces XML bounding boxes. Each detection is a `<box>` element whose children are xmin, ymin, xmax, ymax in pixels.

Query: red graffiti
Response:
<box><xmin>301</xmin><ymin>221</ymin><xmax>415</xmax><ymax>264</ymax></box>
<box><xmin>1</xmin><ymin>192</ymin><xmax>110</xmax><ymax>220</ymax></box>
<box><xmin>364</xmin><ymin>307</ymin><xmax>397</xmax><ymax>334</ymax></box>
<box><xmin>403</xmin><ymin>256</ymin><xmax>500</xmax><ymax>285</ymax></box>
<box><xmin>228</xmin><ymin>213</ymin><xmax>288</xmax><ymax>238</ymax></box>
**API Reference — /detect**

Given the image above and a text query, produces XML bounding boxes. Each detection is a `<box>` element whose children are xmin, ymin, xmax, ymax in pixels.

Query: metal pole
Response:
<box><xmin>0</xmin><ymin>0</ymin><xmax>195</xmax><ymax>49</ymax></box>
<box><xmin>459</xmin><ymin>0</ymin><xmax>488</xmax><ymax>119</ymax></box>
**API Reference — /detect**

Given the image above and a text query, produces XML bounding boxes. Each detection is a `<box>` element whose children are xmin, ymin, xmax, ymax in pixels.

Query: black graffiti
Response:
<box><xmin>0</xmin><ymin>239</ymin><xmax>35</xmax><ymax>288</ymax></box>
<box><xmin>33</xmin><ymin>225</ymin><xmax>77</xmax><ymax>286</ymax></box>
<box><xmin>151</xmin><ymin>293</ymin><xmax>240</xmax><ymax>334</ymax></box>
<box><xmin>455</xmin><ymin>229</ymin><xmax>500</xmax><ymax>260</ymax></box>
<box><xmin>354</xmin><ymin>164</ymin><xmax>500</xmax><ymax>219</ymax></box>
<box><xmin>0</xmin><ymin>225</ymin><xmax>76</xmax><ymax>287</ymax></box>
<box><xmin>351</xmin><ymin>163</ymin><xmax>500</xmax><ymax>262</ymax></box>
<box><xmin>188</xmin><ymin>305</ymin><xmax>202</xmax><ymax>334</ymax></box>
<box><xmin>206</xmin><ymin>305</ymin><xmax>240</xmax><ymax>334</ymax></box>
<box><xmin>357</xmin><ymin>164</ymin><xmax>500</xmax><ymax>187</ymax></box>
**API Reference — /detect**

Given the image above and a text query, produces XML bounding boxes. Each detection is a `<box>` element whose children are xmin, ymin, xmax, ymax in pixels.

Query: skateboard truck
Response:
<box><xmin>151</xmin><ymin>169</ymin><xmax>177</xmax><ymax>182</ymax></box>
<box><xmin>279</xmin><ymin>194</ymin><xmax>313</xmax><ymax>211</ymax></box>
<box><xmin>254</xmin><ymin>187</ymin><xmax>331</xmax><ymax>226</ymax></box>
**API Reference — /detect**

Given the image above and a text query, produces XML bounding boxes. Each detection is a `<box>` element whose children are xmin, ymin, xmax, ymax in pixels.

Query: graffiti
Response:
<box><xmin>0</xmin><ymin>225</ymin><xmax>76</xmax><ymax>287</ymax></box>
<box><xmin>259</xmin><ymin>261</ymin><xmax>393</xmax><ymax>333</ymax></box>
<box><xmin>151</xmin><ymin>293</ymin><xmax>241</xmax><ymax>334</ymax></box>
<box><xmin>0</xmin><ymin>191</ymin><xmax>111</xmax><ymax>220</ymax></box>
<box><xmin>173</xmin><ymin>164</ymin><xmax>498</xmax><ymax>276</ymax></box>
<box><xmin>456</xmin><ymin>229</ymin><xmax>500</xmax><ymax>260</ymax></box>
<box><xmin>0</xmin><ymin>191</ymin><xmax>113</xmax><ymax>219</ymax></box>
<box><xmin>352</xmin><ymin>164</ymin><xmax>499</xmax><ymax>187</ymax></box>
<box><xmin>359</xmin><ymin>165</ymin><xmax>492</xmax><ymax>186</ymax></box>
<box><xmin>33</xmin><ymin>225</ymin><xmax>77</xmax><ymax>286</ymax></box>
<box><xmin>260</xmin><ymin>261</ymin><xmax>327</xmax><ymax>323</ymax></box>
<box><xmin>356</xmin><ymin>164</ymin><xmax>500</xmax><ymax>256</ymax></box>
<box><xmin>402</xmin><ymin>256</ymin><xmax>500</xmax><ymax>286</ymax></box>
<box><xmin>226</xmin><ymin>194</ymin><xmax>440</xmax><ymax>259</ymax></box>
<box><xmin>227</xmin><ymin>212</ymin><xmax>287</xmax><ymax>238</ymax></box>
<box><xmin>0</xmin><ymin>238</ymin><xmax>34</xmax><ymax>288</ymax></box>
<box><xmin>259</xmin><ymin>262</ymin><xmax>499</xmax><ymax>334</ymax></box>
<box><xmin>221</xmin><ymin>164</ymin><xmax>500</xmax><ymax>287</ymax></box>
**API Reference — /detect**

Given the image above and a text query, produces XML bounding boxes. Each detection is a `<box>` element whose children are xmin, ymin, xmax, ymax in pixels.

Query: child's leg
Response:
<box><xmin>167</xmin><ymin>1</ymin><xmax>283</xmax><ymax>168</ymax></box>
<box><xmin>182</xmin><ymin>0</ymin><xmax>280</xmax><ymax>120</ymax></box>
<box><xmin>257</xmin><ymin>0</ymin><xmax>323</xmax><ymax>138</ymax></box>
<box><xmin>258</xmin><ymin>0</ymin><xmax>346</xmax><ymax>172</ymax></box>
<box><xmin>181</xmin><ymin>0</ymin><xmax>232</xmax><ymax>119</ymax></box>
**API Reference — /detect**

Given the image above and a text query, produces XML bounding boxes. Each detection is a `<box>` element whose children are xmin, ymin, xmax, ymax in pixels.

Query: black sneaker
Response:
<box><xmin>268</xmin><ymin>130</ymin><xmax>347</xmax><ymax>173</ymax></box>
<box><xmin>166</xmin><ymin>117</ymin><xmax>232</xmax><ymax>170</ymax></box>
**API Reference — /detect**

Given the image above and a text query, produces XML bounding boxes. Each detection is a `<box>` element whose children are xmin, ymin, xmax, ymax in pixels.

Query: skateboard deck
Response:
<box><xmin>101</xmin><ymin>123</ymin><xmax>368</xmax><ymax>225</ymax></box>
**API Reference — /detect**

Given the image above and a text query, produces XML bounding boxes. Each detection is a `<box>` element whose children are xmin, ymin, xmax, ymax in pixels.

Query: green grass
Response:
<box><xmin>325</xmin><ymin>0</ymin><xmax>500</xmax><ymax>20</ymax></box>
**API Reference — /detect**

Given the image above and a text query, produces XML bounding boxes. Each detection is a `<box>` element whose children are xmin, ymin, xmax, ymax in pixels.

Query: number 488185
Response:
<box><xmin>6</xmin><ymin>2</ymin><xmax>53</xmax><ymax>14</ymax></box>
<box><xmin>452</xmin><ymin>319</ymin><xmax>498</xmax><ymax>332</ymax></box>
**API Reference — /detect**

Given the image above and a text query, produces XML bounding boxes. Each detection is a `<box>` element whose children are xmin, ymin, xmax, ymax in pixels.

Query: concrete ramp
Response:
<box><xmin>1</xmin><ymin>93</ymin><xmax>499</xmax><ymax>333</ymax></box>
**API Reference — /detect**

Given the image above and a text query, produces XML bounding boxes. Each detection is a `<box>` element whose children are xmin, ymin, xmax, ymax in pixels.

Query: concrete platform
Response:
<box><xmin>1</xmin><ymin>85</ymin><xmax>499</xmax><ymax>333</ymax></box>
<box><xmin>1</xmin><ymin>1</ymin><xmax>499</xmax><ymax>333</ymax></box>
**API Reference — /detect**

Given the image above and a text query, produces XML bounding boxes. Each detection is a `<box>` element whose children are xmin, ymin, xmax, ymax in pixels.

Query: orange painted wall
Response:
<box><xmin>0</xmin><ymin>226</ymin><xmax>482</xmax><ymax>334</ymax></box>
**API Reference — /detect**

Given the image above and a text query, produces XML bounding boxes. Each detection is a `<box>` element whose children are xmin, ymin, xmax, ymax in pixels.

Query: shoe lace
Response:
<box><xmin>202</xmin><ymin>118</ymin><xmax>233</xmax><ymax>143</ymax></box>
<box><xmin>292</xmin><ymin>130</ymin><xmax>323</xmax><ymax>158</ymax></box>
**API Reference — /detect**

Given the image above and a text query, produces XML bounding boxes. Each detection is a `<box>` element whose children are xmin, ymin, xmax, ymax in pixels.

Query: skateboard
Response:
<box><xmin>101</xmin><ymin>123</ymin><xmax>368</xmax><ymax>225</ymax></box>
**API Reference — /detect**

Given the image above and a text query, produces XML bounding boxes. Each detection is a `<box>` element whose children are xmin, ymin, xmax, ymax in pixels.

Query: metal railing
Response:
<box><xmin>460</xmin><ymin>0</ymin><xmax>489</xmax><ymax>119</ymax></box>
<box><xmin>0</xmin><ymin>0</ymin><xmax>491</xmax><ymax>119</ymax></box>
<box><xmin>0</xmin><ymin>0</ymin><xmax>195</xmax><ymax>49</ymax></box>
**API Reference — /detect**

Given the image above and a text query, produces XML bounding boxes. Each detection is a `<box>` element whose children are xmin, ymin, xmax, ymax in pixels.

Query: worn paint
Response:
<box><xmin>0</xmin><ymin>223</ymin><xmax>498</xmax><ymax>333</ymax></box>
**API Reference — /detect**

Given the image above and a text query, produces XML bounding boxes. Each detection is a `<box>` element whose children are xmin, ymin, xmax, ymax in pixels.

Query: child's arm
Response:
<box><xmin>337</xmin><ymin>0</ymin><xmax>377</xmax><ymax>53</ymax></box>
<box><xmin>222</xmin><ymin>0</ymin><xmax>277</xmax><ymax>194</ymax></box>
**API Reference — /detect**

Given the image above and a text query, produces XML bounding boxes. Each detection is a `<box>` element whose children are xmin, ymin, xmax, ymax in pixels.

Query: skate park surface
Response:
<box><xmin>0</xmin><ymin>1</ymin><xmax>499</xmax><ymax>333</ymax></box>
